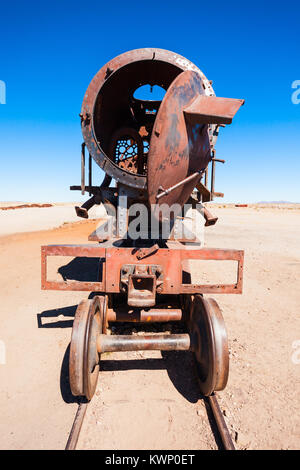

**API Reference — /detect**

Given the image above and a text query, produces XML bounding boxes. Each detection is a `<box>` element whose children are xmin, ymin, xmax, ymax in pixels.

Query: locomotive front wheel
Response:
<box><xmin>191</xmin><ymin>295</ymin><xmax>229</xmax><ymax>396</ymax></box>
<box><xmin>69</xmin><ymin>296</ymin><xmax>104</xmax><ymax>401</ymax></box>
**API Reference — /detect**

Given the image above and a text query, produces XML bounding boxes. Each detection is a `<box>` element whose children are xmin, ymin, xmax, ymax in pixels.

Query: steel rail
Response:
<box><xmin>207</xmin><ymin>393</ymin><xmax>235</xmax><ymax>450</ymax></box>
<box><xmin>65</xmin><ymin>388</ymin><xmax>235</xmax><ymax>451</ymax></box>
<box><xmin>65</xmin><ymin>402</ymin><xmax>88</xmax><ymax>450</ymax></box>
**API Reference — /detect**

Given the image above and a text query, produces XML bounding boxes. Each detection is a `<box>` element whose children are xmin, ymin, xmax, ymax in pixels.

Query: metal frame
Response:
<box><xmin>41</xmin><ymin>244</ymin><xmax>244</xmax><ymax>295</ymax></box>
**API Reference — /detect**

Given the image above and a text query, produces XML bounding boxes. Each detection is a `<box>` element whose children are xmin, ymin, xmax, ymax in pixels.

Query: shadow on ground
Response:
<box><xmin>37</xmin><ymin>305</ymin><xmax>77</xmax><ymax>329</ymax></box>
<box><xmin>100</xmin><ymin>351</ymin><xmax>200</xmax><ymax>403</ymax></box>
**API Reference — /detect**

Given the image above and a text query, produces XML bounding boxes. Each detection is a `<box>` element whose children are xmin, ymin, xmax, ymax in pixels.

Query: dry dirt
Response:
<box><xmin>0</xmin><ymin>205</ymin><xmax>299</xmax><ymax>450</ymax></box>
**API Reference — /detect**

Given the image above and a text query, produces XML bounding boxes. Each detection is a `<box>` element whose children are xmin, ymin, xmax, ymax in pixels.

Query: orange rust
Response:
<box><xmin>41</xmin><ymin>244</ymin><xmax>244</xmax><ymax>295</ymax></box>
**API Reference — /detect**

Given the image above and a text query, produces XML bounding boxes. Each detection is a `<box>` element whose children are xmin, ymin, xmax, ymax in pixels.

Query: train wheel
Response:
<box><xmin>69</xmin><ymin>296</ymin><xmax>104</xmax><ymax>401</ymax></box>
<box><xmin>102</xmin><ymin>295</ymin><xmax>109</xmax><ymax>334</ymax></box>
<box><xmin>180</xmin><ymin>294</ymin><xmax>193</xmax><ymax>325</ymax></box>
<box><xmin>191</xmin><ymin>295</ymin><xmax>229</xmax><ymax>396</ymax></box>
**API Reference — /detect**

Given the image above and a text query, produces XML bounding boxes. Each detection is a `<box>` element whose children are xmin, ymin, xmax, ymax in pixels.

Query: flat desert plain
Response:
<box><xmin>0</xmin><ymin>203</ymin><xmax>299</xmax><ymax>449</ymax></box>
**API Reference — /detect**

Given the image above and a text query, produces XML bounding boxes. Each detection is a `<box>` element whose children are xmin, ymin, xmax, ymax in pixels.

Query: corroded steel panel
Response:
<box><xmin>41</xmin><ymin>244</ymin><xmax>243</xmax><ymax>295</ymax></box>
<box><xmin>184</xmin><ymin>95</ymin><xmax>244</xmax><ymax>125</ymax></box>
<box><xmin>147</xmin><ymin>70</ymin><xmax>210</xmax><ymax>211</ymax></box>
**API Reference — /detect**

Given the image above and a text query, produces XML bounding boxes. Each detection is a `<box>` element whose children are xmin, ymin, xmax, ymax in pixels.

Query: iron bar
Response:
<box><xmin>156</xmin><ymin>172</ymin><xmax>201</xmax><ymax>201</ymax></box>
<box><xmin>211</xmin><ymin>153</ymin><xmax>215</xmax><ymax>201</ymax></box>
<box><xmin>107</xmin><ymin>307</ymin><xmax>183</xmax><ymax>323</ymax></box>
<box><xmin>81</xmin><ymin>143</ymin><xmax>85</xmax><ymax>195</ymax></box>
<box><xmin>88</xmin><ymin>153</ymin><xmax>92</xmax><ymax>196</ymax></box>
<box><xmin>207</xmin><ymin>393</ymin><xmax>235</xmax><ymax>450</ymax></box>
<box><xmin>97</xmin><ymin>333</ymin><xmax>191</xmax><ymax>353</ymax></box>
<box><xmin>65</xmin><ymin>402</ymin><xmax>88</xmax><ymax>450</ymax></box>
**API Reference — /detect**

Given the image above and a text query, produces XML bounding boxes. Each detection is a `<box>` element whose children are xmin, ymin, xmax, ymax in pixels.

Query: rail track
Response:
<box><xmin>65</xmin><ymin>401</ymin><xmax>88</xmax><ymax>450</ymax></box>
<box><xmin>65</xmin><ymin>389</ymin><xmax>235</xmax><ymax>451</ymax></box>
<box><xmin>65</xmin><ymin>294</ymin><xmax>236</xmax><ymax>450</ymax></box>
<box><xmin>42</xmin><ymin>45</ymin><xmax>244</xmax><ymax>453</ymax></box>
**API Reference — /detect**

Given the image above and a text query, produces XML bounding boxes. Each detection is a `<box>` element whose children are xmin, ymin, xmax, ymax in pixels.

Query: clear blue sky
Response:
<box><xmin>0</xmin><ymin>0</ymin><xmax>299</xmax><ymax>203</ymax></box>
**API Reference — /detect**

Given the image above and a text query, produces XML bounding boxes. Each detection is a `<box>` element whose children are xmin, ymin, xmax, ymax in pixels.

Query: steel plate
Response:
<box><xmin>147</xmin><ymin>70</ymin><xmax>211</xmax><ymax>213</ymax></box>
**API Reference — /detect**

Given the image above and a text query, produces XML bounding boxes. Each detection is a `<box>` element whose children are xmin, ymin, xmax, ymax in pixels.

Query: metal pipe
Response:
<box><xmin>88</xmin><ymin>153</ymin><xmax>92</xmax><ymax>196</ymax></box>
<box><xmin>107</xmin><ymin>307</ymin><xmax>183</xmax><ymax>323</ymax></box>
<box><xmin>203</xmin><ymin>207</ymin><xmax>218</xmax><ymax>226</ymax></box>
<box><xmin>156</xmin><ymin>171</ymin><xmax>201</xmax><ymax>201</ymax></box>
<box><xmin>211</xmin><ymin>159</ymin><xmax>215</xmax><ymax>201</ymax></box>
<box><xmin>81</xmin><ymin>143</ymin><xmax>85</xmax><ymax>195</ymax></box>
<box><xmin>75</xmin><ymin>195</ymin><xmax>97</xmax><ymax>219</ymax></box>
<box><xmin>204</xmin><ymin>168</ymin><xmax>208</xmax><ymax>187</ymax></box>
<box><xmin>97</xmin><ymin>333</ymin><xmax>190</xmax><ymax>353</ymax></box>
<box><xmin>100</xmin><ymin>173</ymin><xmax>112</xmax><ymax>188</ymax></box>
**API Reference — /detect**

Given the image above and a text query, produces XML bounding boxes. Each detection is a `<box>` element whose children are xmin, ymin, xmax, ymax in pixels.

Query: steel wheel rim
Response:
<box><xmin>69</xmin><ymin>299</ymin><xmax>90</xmax><ymax>397</ymax></box>
<box><xmin>83</xmin><ymin>297</ymin><xmax>103</xmax><ymax>400</ymax></box>
<box><xmin>192</xmin><ymin>295</ymin><xmax>229</xmax><ymax>396</ymax></box>
<box><xmin>69</xmin><ymin>296</ymin><xmax>104</xmax><ymax>400</ymax></box>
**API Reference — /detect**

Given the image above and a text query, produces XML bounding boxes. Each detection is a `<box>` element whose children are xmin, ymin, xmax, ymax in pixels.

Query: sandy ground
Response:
<box><xmin>0</xmin><ymin>202</ymin><xmax>107</xmax><ymax>237</ymax></box>
<box><xmin>0</xmin><ymin>203</ymin><xmax>79</xmax><ymax>236</ymax></box>
<box><xmin>0</xmin><ymin>205</ymin><xmax>299</xmax><ymax>449</ymax></box>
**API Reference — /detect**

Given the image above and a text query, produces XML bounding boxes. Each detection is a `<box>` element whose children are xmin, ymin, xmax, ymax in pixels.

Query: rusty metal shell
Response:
<box><xmin>147</xmin><ymin>70</ymin><xmax>211</xmax><ymax>210</ymax></box>
<box><xmin>81</xmin><ymin>48</ymin><xmax>216</xmax><ymax>189</ymax></box>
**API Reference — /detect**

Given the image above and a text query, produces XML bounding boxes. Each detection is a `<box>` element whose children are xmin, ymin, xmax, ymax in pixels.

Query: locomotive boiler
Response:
<box><xmin>41</xmin><ymin>48</ymin><xmax>244</xmax><ymax>405</ymax></box>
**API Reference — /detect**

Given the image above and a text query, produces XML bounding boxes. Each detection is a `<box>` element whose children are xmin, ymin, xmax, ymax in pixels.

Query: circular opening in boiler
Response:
<box><xmin>133</xmin><ymin>84</ymin><xmax>166</xmax><ymax>102</ymax></box>
<box><xmin>93</xmin><ymin>59</ymin><xmax>183</xmax><ymax>179</ymax></box>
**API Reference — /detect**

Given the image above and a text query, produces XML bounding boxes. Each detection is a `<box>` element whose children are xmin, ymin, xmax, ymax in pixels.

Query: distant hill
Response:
<box><xmin>257</xmin><ymin>201</ymin><xmax>299</xmax><ymax>204</ymax></box>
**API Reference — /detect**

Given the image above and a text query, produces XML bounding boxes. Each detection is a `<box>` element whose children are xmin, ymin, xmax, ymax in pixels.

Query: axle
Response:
<box><xmin>97</xmin><ymin>333</ymin><xmax>191</xmax><ymax>353</ymax></box>
<box><xmin>106</xmin><ymin>307</ymin><xmax>183</xmax><ymax>323</ymax></box>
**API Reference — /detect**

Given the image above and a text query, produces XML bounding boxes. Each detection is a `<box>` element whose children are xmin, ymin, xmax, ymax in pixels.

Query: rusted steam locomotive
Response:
<box><xmin>41</xmin><ymin>48</ymin><xmax>244</xmax><ymax>402</ymax></box>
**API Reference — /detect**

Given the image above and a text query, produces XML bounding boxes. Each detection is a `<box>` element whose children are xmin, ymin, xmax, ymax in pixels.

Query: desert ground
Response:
<box><xmin>0</xmin><ymin>203</ymin><xmax>299</xmax><ymax>449</ymax></box>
